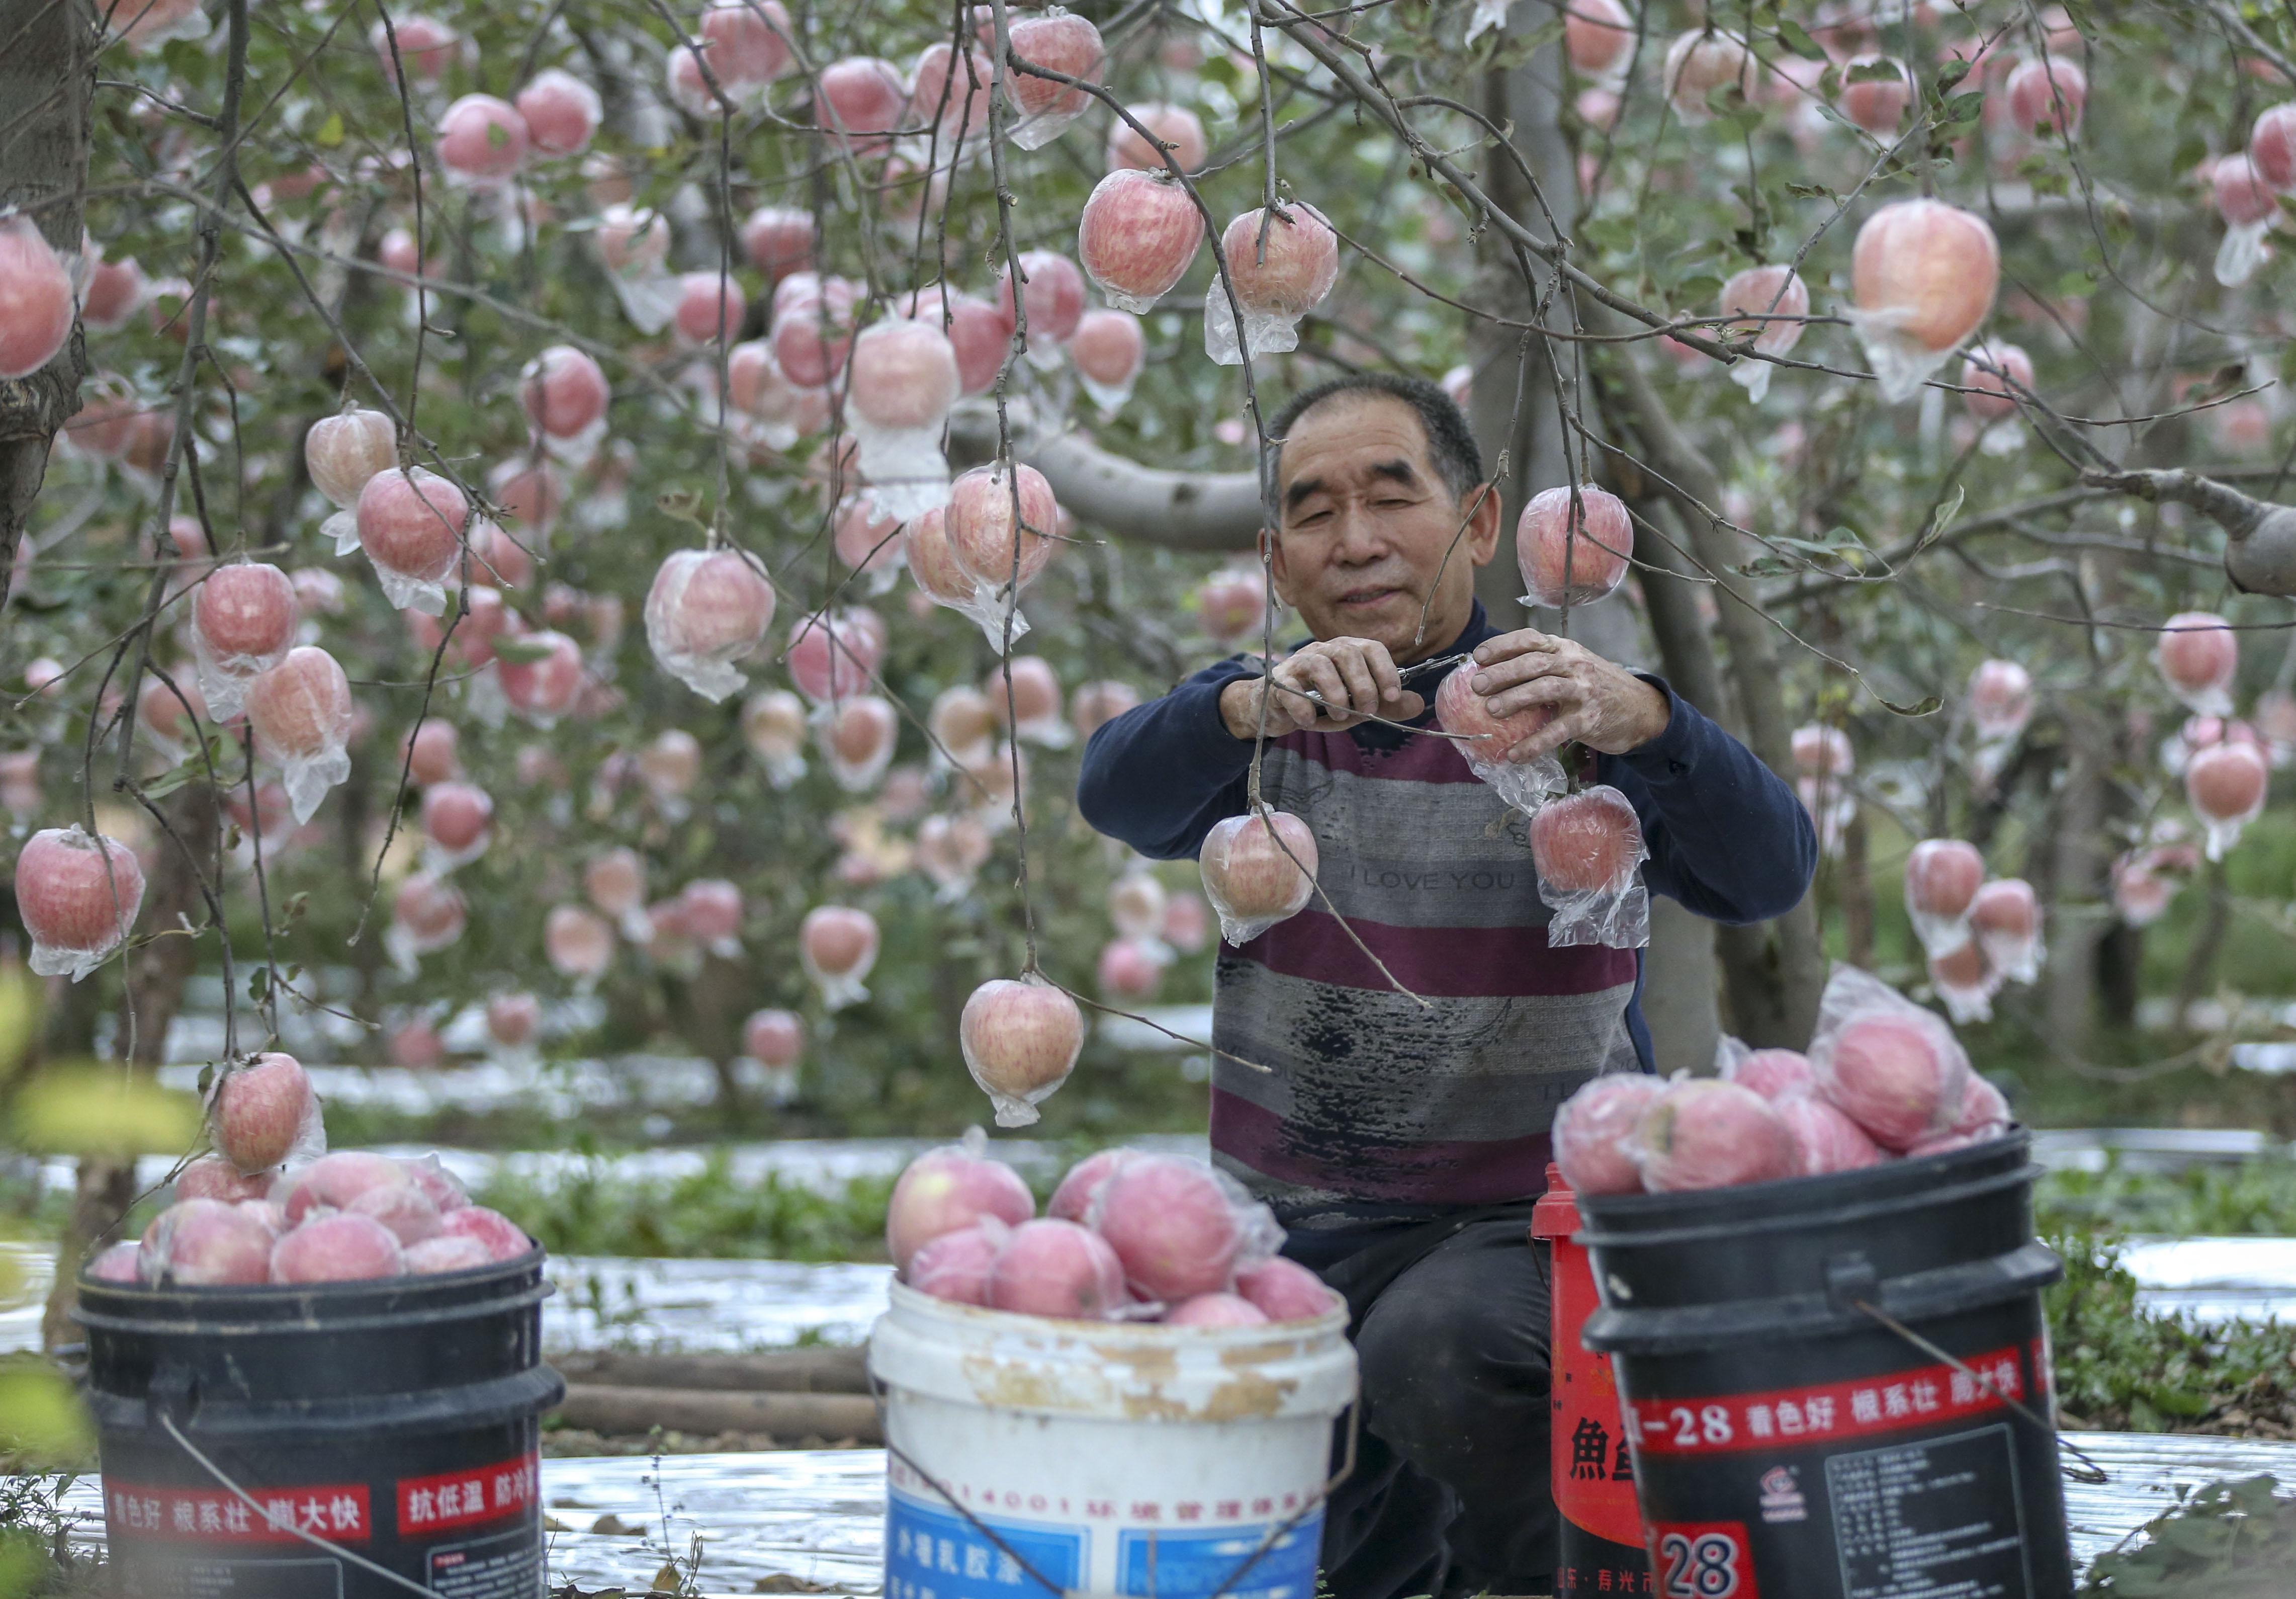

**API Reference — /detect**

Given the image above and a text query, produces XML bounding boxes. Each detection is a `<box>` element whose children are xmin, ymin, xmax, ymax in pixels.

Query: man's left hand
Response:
<box><xmin>1468</xmin><ymin>630</ymin><xmax>1671</xmax><ymax>761</ymax></box>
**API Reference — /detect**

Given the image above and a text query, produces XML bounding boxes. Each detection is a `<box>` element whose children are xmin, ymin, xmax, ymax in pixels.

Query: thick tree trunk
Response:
<box><xmin>1631</xmin><ymin>499</ymin><xmax>1760</xmax><ymax>1062</ymax></box>
<box><xmin>44</xmin><ymin>782</ymin><xmax>218</xmax><ymax>1349</ymax></box>
<box><xmin>1603</xmin><ymin>358</ymin><xmax>1826</xmax><ymax>1044</ymax></box>
<box><xmin>0</xmin><ymin>0</ymin><xmax>97</xmax><ymax>607</ymax></box>
<box><xmin>1469</xmin><ymin>15</ymin><xmax>1576</xmax><ymax>633</ymax></box>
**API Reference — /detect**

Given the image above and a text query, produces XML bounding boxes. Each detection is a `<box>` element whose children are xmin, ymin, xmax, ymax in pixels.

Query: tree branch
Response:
<box><xmin>948</xmin><ymin>406</ymin><xmax>1262</xmax><ymax>552</ymax></box>
<box><xmin>2078</xmin><ymin>466</ymin><xmax>2269</xmax><ymax>539</ymax></box>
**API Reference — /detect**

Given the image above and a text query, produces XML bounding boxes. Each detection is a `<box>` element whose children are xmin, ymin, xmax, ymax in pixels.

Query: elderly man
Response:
<box><xmin>1075</xmin><ymin>374</ymin><xmax>1815</xmax><ymax>1599</ymax></box>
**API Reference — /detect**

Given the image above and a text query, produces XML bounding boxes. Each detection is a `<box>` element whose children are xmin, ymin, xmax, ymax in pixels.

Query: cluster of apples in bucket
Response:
<box><xmin>887</xmin><ymin>1135</ymin><xmax>1339</xmax><ymax>1328</ymax></box>
<box><xmin>86</xmin><ymin>1053</ymin><xmax>535</xmax><ymax>1287</ymax></box>
<box><xmin>1554</xmin><ymin>966</ymin><xmax>2011</xmax><ymax>1197</ymax></box>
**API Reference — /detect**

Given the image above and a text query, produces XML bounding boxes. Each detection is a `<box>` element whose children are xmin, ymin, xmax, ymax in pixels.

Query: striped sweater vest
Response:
<box><xmin>1210</xmin><ymin>727</ymin><xmax>1642</xmax><ymax>1221</ymax></box>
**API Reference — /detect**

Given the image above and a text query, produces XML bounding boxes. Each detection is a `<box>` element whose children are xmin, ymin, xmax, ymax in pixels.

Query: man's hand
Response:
<box><xmin>1468</xmin><ymin>630</ymin><xmax>1671</xmax><ymax>761</ymax></box>
<box><xmin>1218</xmin><ymin>637</ymin><xmax>1426</xmax><ymax>739</ymax></box>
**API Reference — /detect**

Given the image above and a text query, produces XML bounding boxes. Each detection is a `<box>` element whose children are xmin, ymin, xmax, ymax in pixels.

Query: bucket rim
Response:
<box><xmin>73</xmin><ymin>1246</ymin><xmax>549</xmax><ymax>1330</ymax></box>
<box><xmin>881</xmin><ymin>1277</ymin><xmax>1349</xmax><ymax>1344</ymax></box>
<box><xmin>873</xmin><ymin>1280</ymin><xmax>1359</xmax><ymax>1423</ymax></box>
<box><xmin>1576</xmin><ymin>1129</ymin><xmax>2036</xmax><ymax>1245</ymax></box>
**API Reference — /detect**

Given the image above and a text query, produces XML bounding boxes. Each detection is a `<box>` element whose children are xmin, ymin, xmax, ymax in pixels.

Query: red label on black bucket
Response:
<box><xmin>1622</xmin><ymin>1343</ymin><xmax>2025</xmax><ymax>1458</ymax></box>
<box><xmin>395</xmin><ymin>1451</ymin><xmax>540</xmax><ymax>1536</ymax></box>
<box><xmin>1615</xmin><ymin>1333</ymin><xmax>2061</xmax><ymax>1599</ymax></box>
<box><xmin>105</xmin><ymin>1481</ymin><xmax>374</xmax><ymax>1543</ymax></box>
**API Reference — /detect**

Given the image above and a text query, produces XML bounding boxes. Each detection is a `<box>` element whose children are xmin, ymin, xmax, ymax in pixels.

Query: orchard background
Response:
<box><xmin>5</xmin><ymin>0</ymin><xmax>2296</xmax><ymax>1357</ymax></box>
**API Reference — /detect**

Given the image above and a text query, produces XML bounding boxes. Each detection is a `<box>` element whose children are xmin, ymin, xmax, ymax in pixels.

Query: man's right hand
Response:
<box><xmin>1218</xmin><ymin>637</ymin><xmax>1426</xmax><ymax>739</ymax></box>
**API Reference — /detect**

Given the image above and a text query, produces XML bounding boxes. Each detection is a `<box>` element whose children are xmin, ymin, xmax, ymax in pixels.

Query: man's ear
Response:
<box><xmin>1260</xmin><ymin>528</ymin><xmax>1296</xmax><ymax>609</ymax></box>
<box><xmin>1463</xmin><ymin>481</ymin><xmax>1504</xmax><ymax>568</ymax></box>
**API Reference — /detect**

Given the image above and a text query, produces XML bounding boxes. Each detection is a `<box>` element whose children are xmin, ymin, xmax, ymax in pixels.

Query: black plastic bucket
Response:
<box><xmin>1578</xmin><ymin>1131</ymin><xmax>2073</xmax><ymax>1599</ymax></box>
<box><xmin>76</xmin><ymin>1250</ymin><xmax>563</xmax><ymax>1599</ymax></box>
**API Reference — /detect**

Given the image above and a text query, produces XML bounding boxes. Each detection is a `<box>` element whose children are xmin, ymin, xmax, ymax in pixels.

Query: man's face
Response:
<box><xmin>1265</xmin><ymin>393</ymin><xmax>1497</xmax><ymax>663</ymax></box>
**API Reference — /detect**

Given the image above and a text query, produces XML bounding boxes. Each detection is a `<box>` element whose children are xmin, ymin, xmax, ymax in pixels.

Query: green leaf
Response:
<box><xmin>142</xmin><ymin>760</ymin><xmax>203</xmax><ymax>801</ymax></box>
<box><xmin>1774</xmin><ymin>18</ymin><xmax>1826</xmax><ymax>59</ymax></box>
<box><xmin>1912</xmin><ymin>484</ymin><xmax>1965</xmax><ymax>557</ymax></box>
<box><xmin>1673</xmin><ymin>275</ymin><xmax>1723</xmax><ymax>307</ymax></box>
<box><xmin>1944</xmin><ymin>90</ymin><xmax>1987</xmax><ymax>124</ymax></box>
<box><xmin>2145</xmin><ymin>1382</ymin><xmax>2215</xmax><ymax>1418</ymax></box>
<box><xmin>1933</xmin><ymin>58</ymin><xmax>1972</xmax><ymax>94</ymax></box>
<box><xmin>1876</xmin><ymin>695</ymin><xmax>1944</xmax><ymax>718</ymax></box>
<box><xmin>11</xmin><ymin>1065</ymin><xmax>203</xmax><ymax>1158</ymax></box>
<box><xmin>314</xmin><ymin>112</ymin><xmax>344</xmax><ymax>148</ymax></box>
<box><xmin>0</xmin><ymin>965</ymin><xmax>38</xmax><ymax>1074</ymax></box>
<box><xmin>2229</xmin><ymin>1475</ymin><xmax>2282</xmax><ymax>1514</ymax></box>
<box><xmin>2154</xmin><ymin>1509</ymin><xmax>2234</xmax><ymax>1551</ymax></box>
<box><xmin>1784</xmin><ymin>180</ymin><xmax>1837</xmax><ymax>202</ymax></box>
<box><xmin>657</xmin><ymin>487</ymin><xmax>708</xmax><ymax>527</ymax></box>
<box><xmin>0</xmin><ymin>1367</ymin><xmax>93</xmax><ymax>1460</ymax></box>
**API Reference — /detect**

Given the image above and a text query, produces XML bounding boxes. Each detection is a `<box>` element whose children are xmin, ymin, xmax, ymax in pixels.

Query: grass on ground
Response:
<box><xmin>476</xmin><ymin>1157</ymin><xmax>898</xmax><ymax>1263</ymax></box>
<box><xmin>2047</xmin><ymin>1232</ymin><xmax>2296</xmax><ymax>1437</ymax></box>
<box><xmin>2038</xmin><ymin>1156</ymin><xmax>2296</xmax><ymax>1236</ymax></box>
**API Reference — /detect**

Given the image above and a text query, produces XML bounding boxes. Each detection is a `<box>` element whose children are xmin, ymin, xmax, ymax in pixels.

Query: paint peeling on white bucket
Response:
<box><xmin>869</xmin><ymin>1282</ymin><xmax>1358</xmax><ymax>1599</ymax></box>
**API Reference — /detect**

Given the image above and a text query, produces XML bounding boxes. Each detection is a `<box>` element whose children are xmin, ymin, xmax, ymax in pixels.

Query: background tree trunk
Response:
<box><xmin>0</xmin><ymin>0</ymin><xmax>97</xmax><ymax>608</ymax></box>
<box><xmin>683</xmin><ymin>952</ymin><xmax>753</xmax><ymax>1127</ymax></box>
<box><xmin>2045</xmin><ymin>722</ymin><xmax>2109</xmax><ymax>1052</ymax></box>
<box><xmin>1470</xmin><ymin>15</ymin><xmax>1574</xmax><ymax>634</ymax></box>
<box><xmin>1603</xmin><ymin>359</ymin><xmax>1827</xmax><ymax>1045</ymax></box>
<box><xmin>43</xmin><ymin>782</ymin><xmax>219</xmax><ymax>1349</ymax></box>
<box><xmin>1472</xmin><ymin>8</ymin><xmax>1726</xmax><ymax>1072</ymax></box>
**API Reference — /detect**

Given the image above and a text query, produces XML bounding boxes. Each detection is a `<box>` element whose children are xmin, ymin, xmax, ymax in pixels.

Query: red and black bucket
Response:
<box><xmin>76</xmin><ymin>1250</ymin><xmax>563</xmax><ymax>1599</ymax></box>
<box><xmin>1578</xmin><ymin>1131</ymin><xmax>2073</xmax><ymax>1599</ymax></box>
<box><xmin>1531</xmin><ymin>1165</ymin><xmax>1649</xmax><ymax>1595</ymax></box>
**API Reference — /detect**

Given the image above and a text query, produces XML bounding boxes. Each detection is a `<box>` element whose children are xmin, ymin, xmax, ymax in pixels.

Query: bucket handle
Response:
<box><xmin>866</xmin><ymin>1366</ymin><xmax>1361</xmax><ymax>1599</ymax></box>
<box><xmin>1848</xmin><ymin>1298</ymin><xmax>2109</xmax><ymax>1486</ymax></box>
<box><xmin>154</xmin><ymin>1411</ymin><xmax>443</xmax><ymax>1598</ymax></box>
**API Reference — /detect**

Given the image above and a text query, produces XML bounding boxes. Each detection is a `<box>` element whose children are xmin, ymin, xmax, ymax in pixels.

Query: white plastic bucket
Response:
<box><xmin>869</xmin><ymin>1282</ymin><xmax>1357</xmax><ymax>1599</ymax></box>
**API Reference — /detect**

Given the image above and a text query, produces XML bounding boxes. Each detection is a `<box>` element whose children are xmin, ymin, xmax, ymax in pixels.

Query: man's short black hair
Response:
<box><xmin>1258</xmin><ymin>372</ymin><xmax>1484</xmax><ymax>521</ymax></box>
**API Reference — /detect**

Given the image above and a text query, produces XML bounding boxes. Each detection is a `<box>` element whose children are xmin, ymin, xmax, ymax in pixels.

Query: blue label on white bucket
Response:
<box><xmin>886</xmin><ymin>1492</ymin><xmax>1086</xmax><ymax>1599</ymax></box>
<box><xmin>1117</xmin><ymin>1515</ymin><xmax>1324</xmax><ymax>1599</ymax></box>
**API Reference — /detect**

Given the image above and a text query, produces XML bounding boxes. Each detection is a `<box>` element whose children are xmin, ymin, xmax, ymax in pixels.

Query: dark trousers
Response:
<box><xmin>1287</xmin><ymin>1205</ymin><xmax>1556</xmax><ymax>1599</ymax></box>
